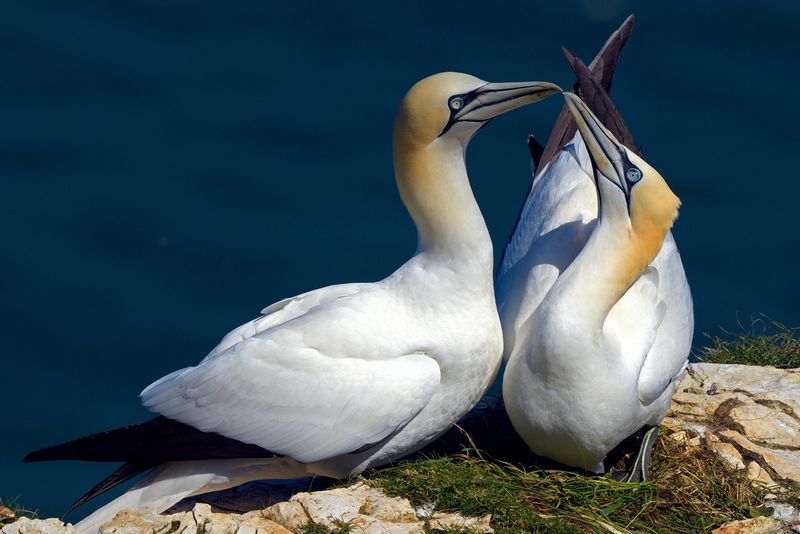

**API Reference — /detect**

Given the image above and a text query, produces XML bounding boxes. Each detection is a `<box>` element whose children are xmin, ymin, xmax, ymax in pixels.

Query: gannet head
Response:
<box><xmin>393</xmin><ymin>73</ymin><xmax>559</xmax><ymax>253</ymax></box>
<box><xmin>563</xmin><ymin>92</ymin><xmax>680</xmax><ymax>269</ymax></box>
<box><xmin>394</xmin><ymin>72</ymin><xmax>561</xmax><ymax>149</ymax></box>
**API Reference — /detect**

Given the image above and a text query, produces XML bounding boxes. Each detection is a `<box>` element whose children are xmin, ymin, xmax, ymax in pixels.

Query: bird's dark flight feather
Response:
<box><xmin>24</xmin><ymin>416</ymin><xmax>276</xmax><ymax>464</ymax></box>
<box><xmin>536</xmin><ymin>14</ymin><xmax>636</xmax><ymax>174</ymax></box>
<box><xmin>65</xmin><ymin>462</ymin><xmax>156</xmax><ymax>515</ymax></box>
<box><xmin>527</xmin><ymin>134</ymin><xmax>544</xmax><ymax>169</ymax></box>
<box><xmin>564</xmin><ymin>48</ymin><xmax>642</xmax><ymax>157</ymax></box>
<box><xmin>498</xmin><ymin>15</ymin><xmax>637</xmax><ymax>274</ymax></box>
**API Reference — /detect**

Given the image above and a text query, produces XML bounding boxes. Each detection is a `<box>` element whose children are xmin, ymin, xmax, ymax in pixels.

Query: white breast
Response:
<box><xmin>497</xmin><ymin>133</ymin><xmax>693</xmax><ymax>472</ymax></box>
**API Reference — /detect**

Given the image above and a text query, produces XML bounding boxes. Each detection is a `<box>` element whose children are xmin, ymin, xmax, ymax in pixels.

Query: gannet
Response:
<box><xmin>497</xmin><ymin>86</ymin><xmax>693</xmax><ymax>480</ymax></box>
<box><xmin>25</xmin><ymin>72</ymin><xmax>560</xmax><ymax>532</ymax></box>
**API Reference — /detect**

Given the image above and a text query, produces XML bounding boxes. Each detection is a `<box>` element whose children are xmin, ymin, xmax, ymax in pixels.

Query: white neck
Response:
<box><xmin>542</xmin><ymin>177</ymin><xmax>641</xmax><ymax>333</ymax></box>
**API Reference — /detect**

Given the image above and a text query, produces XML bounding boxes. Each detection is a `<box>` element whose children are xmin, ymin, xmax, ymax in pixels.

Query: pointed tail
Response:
<box><xmin>74</xmin><ymin>457</ymin><xmax>307</xmax><ymax>534</ymax></box>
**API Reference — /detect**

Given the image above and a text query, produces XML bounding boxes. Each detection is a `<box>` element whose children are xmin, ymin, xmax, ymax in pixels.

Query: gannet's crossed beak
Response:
<box><xmin>562</xmin><ymin>92</ymin><xmax>643</xmax><ymax>203</ymax></box>
<box><xmin>440</xmin><ymin>81</ymin><xmax>561</xmax><ymax>136</ymax></box>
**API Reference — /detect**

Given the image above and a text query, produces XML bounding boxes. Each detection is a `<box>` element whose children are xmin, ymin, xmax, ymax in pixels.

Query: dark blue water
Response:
<box><xmin>2</xmin><ymin>0</ymin><xmax>799</xmax><ymax>518</ymax></box>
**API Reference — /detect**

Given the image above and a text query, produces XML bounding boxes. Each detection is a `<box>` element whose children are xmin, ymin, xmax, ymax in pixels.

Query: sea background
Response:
<box><xmin>2</xmin><ymin>0</ymin><xmax>798</xmax><ymax>519</ymax></box>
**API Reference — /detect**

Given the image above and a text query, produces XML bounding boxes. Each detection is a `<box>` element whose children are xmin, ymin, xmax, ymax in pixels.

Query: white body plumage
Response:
<box><xmin>68</xmin><ymin>73</ymin><xmax>560</xmax><ymax>533</ymax></box>
<box><xmin>498</xmin><ymin>126</ymin><xmax>693</xmax><ymax>473</ymax></box>
<box><xmin>143</xmin><ymin>244</ymin><xmax>502</xmax><ymax>479</ymax></box>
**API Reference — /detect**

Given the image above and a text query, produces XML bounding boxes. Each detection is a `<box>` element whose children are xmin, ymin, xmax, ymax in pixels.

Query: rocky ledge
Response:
<box><xmin>665</xmin><ymin>363</ymin><xmax>799</xmax><ymax>489</ymax></box>
<box><xmin>2</xmin><ymin>482</ymin><xmax>492</xmax><ymax>534</ymax></box>
<box><xmin>4</xmin><ymin>363</ymin><xmax>798</xmax><ymax>534</ymax></box>
<box><xmin>664</xmin><ymin>363</ymin><xmax>800</xmax><ymax>533</ymax></box>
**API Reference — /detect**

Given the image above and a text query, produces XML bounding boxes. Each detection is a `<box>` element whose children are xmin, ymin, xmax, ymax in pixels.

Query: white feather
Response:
<box><xmin>65</xmin><ymin>72</ymin><xmax>541</xmax><ymax>532</ymax></box>
<box><xmin>499</xmin><ymin>132</ymin><xmax>693</xmax><ymax>472</ymax></box>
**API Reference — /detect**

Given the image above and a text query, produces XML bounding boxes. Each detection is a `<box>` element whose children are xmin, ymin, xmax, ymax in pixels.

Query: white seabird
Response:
<box><xmin>497</xmin><ymin>91</ymin><xmax>693</xmax><ymax>480</ymax></box>
<box><xmin>26</xmin><ymin>72</ymin><xmax>560</xmax><ymax>532</ymax></box>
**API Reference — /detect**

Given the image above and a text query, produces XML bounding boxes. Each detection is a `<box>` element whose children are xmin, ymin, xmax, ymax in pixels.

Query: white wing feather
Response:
<box><xmin>498</xmin><ymin>134</ymin><xmax>594</xmax><ymax>277</ymax></box>
<box><xmin>204</xmin><ymin>283</ymin><xmax>363</xmax><ymax>360</ymax></box>
<box><xmin>607</xmin><ymin>234</ymin><xmax>693</xmax><ymax>405</ymax></box>
<box><xmin>636</xmin><ymin>233</ymin><xmax>693</xmax><ymax>404</ymax></box>
<box><xmin>497</xmin><ymin>134</ymin><xmax>596</xmax><ymax>360</ymax></box>
<box><xmin>140</xmin><ymin>284</ymin><xmax>441</xmax><ymax>464</ymax></box>
<box><xmin>604</xmin><ymin>267</ymin><xmax>666</xmax><ymax>376</ymax></box>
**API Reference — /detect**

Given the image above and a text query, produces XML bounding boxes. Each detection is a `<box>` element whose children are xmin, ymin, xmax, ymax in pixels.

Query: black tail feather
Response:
<box><xmin>65</xmin><ymin>462</ymin><xmax>156</xmax><ymax>515</ymax></box>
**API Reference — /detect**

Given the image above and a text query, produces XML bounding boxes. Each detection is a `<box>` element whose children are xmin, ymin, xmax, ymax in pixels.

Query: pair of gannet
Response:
<box><xmin>497</xmin><ymin>42</ymin><xmax>693</xmax><ymax>478</ymax></box>
<box><xmin>25</xmin><ymin>73</ymin><xmax>561</xmax><ymax>533</ymax></box>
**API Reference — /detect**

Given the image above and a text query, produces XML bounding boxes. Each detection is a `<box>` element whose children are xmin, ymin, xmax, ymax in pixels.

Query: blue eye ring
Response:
<box><xmin>449</xmin><ymin>97</ymin><xmax>464</xmax><ymax>110</ymax></box>
<box><xmin>626</xmin><ymin>167</ymin><xmax>642</xmax><ymax>183</ymax></box>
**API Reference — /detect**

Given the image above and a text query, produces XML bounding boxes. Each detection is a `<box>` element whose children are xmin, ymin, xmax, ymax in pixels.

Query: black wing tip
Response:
<box><xmin>614</xmin><ymin>15</ymin><xmax>635</xmax><ymax>43</ymax></box>
<box><xmin>528</xmin><ymin>134</ymin><xmax>544</xmax><ymax>167</ymax></box>
<box><xmin>573</xmin><ymin>55</ymin><xmax>643</xmax><ymax>155</ymax></box>
<box><xmin>622</xmin><ymin>13</ymin><xmax>635</xmax><ymax>28</ymax></box>
<box><xmin>567</xmin><ymin>51</ymin><xmax>591</xmax><ymax>78</ymax></box>
<box><xmin>23</xmin><ymin>438</ymin><xmax>86</xmax><ymax>462</ymax></box>
<box><xmin>561</xmin><ymin>46</ymin><xmax>579</xmax><ymax>71</ymax></box>
<box><xmin>22</xmin><ymin>416</ymin><xmax>277</xmax><ymax>464</ymax></box>
<box><xmin>558</xmin><ymin>16</ymin><xmax>643</xmax><ymax>156</ymax></box>
<box><xmin>65</xmin><ymin>462</ymin><xmax>156</xmax><ymax>515</ymax></box>
<box><xmin>23</xmin><ymin>450</ymin><xmax>46</xmax><ymax>463</ymax></box>
<box><xmin>21</xmin><ymin>418</ymin><xmax>167</xmax><ymax>463</ymax></box>
<box><xmin>536</xmin><ymin>15</ymin><xmax>636</xmax><ymax>174</ymax></box>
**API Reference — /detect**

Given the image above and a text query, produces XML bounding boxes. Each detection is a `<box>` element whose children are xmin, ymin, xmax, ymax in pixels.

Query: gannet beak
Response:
<box><xmin>441</xmin><ymin>81</ymin><xmax>561</xmax><ymax>136</ymax></box>
<box><xmin>562</xmin><ymin>91</ymin><xmax>631</xmax><ymax>196</ymax></box>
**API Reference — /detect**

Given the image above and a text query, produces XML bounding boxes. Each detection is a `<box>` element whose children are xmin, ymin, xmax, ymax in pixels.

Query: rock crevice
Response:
<box><xmin>664</xmin><ymin>363</ymin><xmax>800</xmax><ymax>487</ymax></box>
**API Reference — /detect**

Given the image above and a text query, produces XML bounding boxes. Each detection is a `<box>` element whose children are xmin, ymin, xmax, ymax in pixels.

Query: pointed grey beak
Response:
<box><xmin>440</xmin><ymin>81</ymin><xmax>561</xmax><ymax>136</ymax></box>
<box><xmin>562</xmin><ymin>92</ymin><xmax>633</xmax><ymax>197</ymax></box>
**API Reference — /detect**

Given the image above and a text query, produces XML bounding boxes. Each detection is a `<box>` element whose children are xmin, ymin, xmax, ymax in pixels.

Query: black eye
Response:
<box><xmin>449</xmin><ymin>97</ymin><xmax>464</xmax><ymax>110</ymax></box>
<box><xmin>626</xmin><ymin>167</ymin><xmax>642</xmax><ymax>183</ymax></box>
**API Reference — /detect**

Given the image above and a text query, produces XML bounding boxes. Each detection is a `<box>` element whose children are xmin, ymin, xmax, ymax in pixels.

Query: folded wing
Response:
<box><xmin>636</xmin><ymin>234</ymin><xmax>693</xmax><ymax>404</ymax></box>
<box><xmin>141</xmin><ymin>291</ymin><xmax>441</xmax><ymax>463</ymax></box>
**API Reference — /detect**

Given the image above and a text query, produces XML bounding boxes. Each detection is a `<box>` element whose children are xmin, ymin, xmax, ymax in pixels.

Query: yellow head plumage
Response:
<box><xmin>563</xmin><ymin>91</ymin><xmax>682</xmax><ymax>298</ymax></box>
<box><xmin>393</xmin><ymin>72</ymin><xmax>485</xmax><ymax>150</ymax></box>
<box><xmin>391</xmin><ymin>73</ymin><xmax>561</xmax><ymax>250</ymax></box>
<box><xmin>626</xmin><ymin>152</ymin><xmax>681</xmax><ymax>268</ymax></box>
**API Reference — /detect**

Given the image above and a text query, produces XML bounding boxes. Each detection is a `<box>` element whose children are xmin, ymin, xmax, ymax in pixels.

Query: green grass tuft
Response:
<box><xmin>369</xmin><ymin>434</ymin><xmax>767</xmax><ymax>533</ymax></box>
<box><xmin>299</xmin><ymin>519</ymin><xmax>353</xmax><ymax>534</ymax></box>
<box><xmin>773</xmin><ymin>482</ymin><xmax>800</xmax><ymax>509</ymax></box>
<box><xmin>698</xmin><ymin>317</ymin><xmax>800</xmax><ymax>368</ymax></box>
<box><xmin>299</xmin><ymin>522</ymin><xmax>331</xmax><ymax>534</ymax></box>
